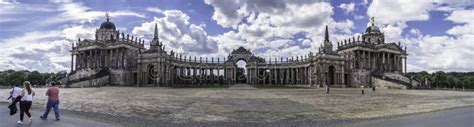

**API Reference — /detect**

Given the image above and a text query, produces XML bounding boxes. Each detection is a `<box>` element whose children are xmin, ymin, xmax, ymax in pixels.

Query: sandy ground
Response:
<box><xmin>1</xmin><ymin>85</ymin><xmax>474</xmax><ymax>124</ymax></box>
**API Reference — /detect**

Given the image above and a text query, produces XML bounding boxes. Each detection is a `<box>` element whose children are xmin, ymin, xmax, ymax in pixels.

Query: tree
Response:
<box><xmin>433</xmin><ymin>71</ymin><xmax>448</xmax><ymax>88</ymax></box>
<box><xmin>26</xmin><ymin>71</ymin><xmax>43</xmax><ymax>85</ymax></box>
<box><xmin>7</xmin><ymin>71</ymin><xmax>25</xmax><ymax>86</ymax></box>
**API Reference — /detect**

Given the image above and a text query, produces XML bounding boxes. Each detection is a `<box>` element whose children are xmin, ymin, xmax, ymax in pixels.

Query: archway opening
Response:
<box><xmin>147</xmin><ymin>64</ymin><xmax>156</xmax><ymax>85</ymax></box>
<box><xmin>328</xmin><ymin>66</ymin><xmax>335</xmax><ymax>86</ymax></box>
<box><xmin>236</xmin><ymin>59</ymin><xmax>247</xmax><ymax>83</ymax></box>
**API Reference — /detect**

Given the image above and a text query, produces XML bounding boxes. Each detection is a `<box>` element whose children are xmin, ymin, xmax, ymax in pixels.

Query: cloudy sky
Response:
<box><xmin>0</xmin><ymin>0</ymin><xmax>473</xmax><ymax>73</ymax></box>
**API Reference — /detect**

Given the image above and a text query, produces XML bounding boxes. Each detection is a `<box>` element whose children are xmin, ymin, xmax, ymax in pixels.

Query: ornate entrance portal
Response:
<box><xmin>235</xmin><ymin>60</ymin><xmax>247</xmax><ymax>83</ymax></box>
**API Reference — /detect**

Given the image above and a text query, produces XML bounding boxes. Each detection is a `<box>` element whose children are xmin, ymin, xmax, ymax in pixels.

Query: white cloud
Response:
<box><xmin>399</xmin><ymin>8</ymin><xmax>474</xmax><ymax>72</ymax></box>
<box><xmin>0</xmin><ymin>30</ymin><xmax>74</xmax><ymax>72</ymax></box>
<box><xmin>204</xmin><ymin>0</ymin><xmax>245</xmax><ymax>28</ymax></box>
<box><xmin>415</xmin><ymin>35</ymin><xmax>474</xmax><ymax>71</ymax></box>
<box><xmin>0</xmin><ymin>1</ymin><xmax>55</xmax><ymax>15</ymax></box>
<box><xmin>146</xmin><ymin>7</ymin><xmax>163</xmax><ymax>14</ymax></box>
<box><xmin>445</xmin><ymin>9</ymin><xmax>474</xmax><ymax>36</ymax></box>
<box><xmin>339</xmin><ymin>3</ymin><xmax>355</xmax><ymax>14</ymax></box>
<box><xmin>365</xmin><ymin>0</ymin><xmax>474</xmax><ymax>72</ymax></box>
<box><xmin>207</xmin><ymin>1</ymin><xmax>355</xmax><ymax>58</ymax></box>
<box><xmin>61</xmin><ymin>25</ymin><xmax>96</xmax><ymax>40</ymax></box>
<box><xmin>132</xmin><ymin>10</ymin><xmax>218</xmax><ymax>56</ymax></box>
<box><xmin>42</xmin><ymin>1</ymin><xmax>145</xmax><ymax>25</ymax></box>
<box><xmin>367</xmin><ymin>0</ymin><xmax>435</xmax><ymax>24</ymax></box>
<box><xmin>204</xmin><ymin>0</ymin><xmax>323</xmax><ymax>29</ymax></box>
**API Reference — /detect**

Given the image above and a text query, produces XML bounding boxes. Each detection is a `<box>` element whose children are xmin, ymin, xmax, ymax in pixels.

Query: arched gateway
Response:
<box><xmin>67</xmin><ymin>15</ymin><xmax>411</xmax><ymax>88</ymax></box>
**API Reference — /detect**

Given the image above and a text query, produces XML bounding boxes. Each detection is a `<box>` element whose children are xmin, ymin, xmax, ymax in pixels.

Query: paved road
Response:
<box><xmin>0</xmin><ymin>103</ymin><xmax>116</xmax><ymax>127</ymax></box>
<box><xmin>349</xmin><ymin>107</ymin><xmax>474</xmax><ymax>127</ymax></box>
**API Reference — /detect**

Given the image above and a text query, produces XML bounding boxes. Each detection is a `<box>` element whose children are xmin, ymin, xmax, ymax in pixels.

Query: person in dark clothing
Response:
<box><xmin>325</xmin><ymin>85</ymin><xmax>330</xmax><ymax>94</ymax></box>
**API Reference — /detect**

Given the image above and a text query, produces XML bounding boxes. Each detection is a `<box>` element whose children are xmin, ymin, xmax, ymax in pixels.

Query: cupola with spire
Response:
<box><xmin>321</xmin><ymin>25</ymin><xmax>334</xmax><ymax>53</ymax></box>
<box><xmin>362</xmin><ymin>17</ymin><xmax>384</xmax><ymax>44</ymax></box>
<box><xmin>150</xmin><ymin>23</ymin><xmax>162</xmax><ymax>50</ymax></box>
<box><xmin>365</xmin><ymin>17</ymin><xmax>380</xmax><ymax>34</ymax></box>
<box><xmin>100</xmin><ymin>13</ymin><xmax>116</xmax><ymax>30</ymax></box>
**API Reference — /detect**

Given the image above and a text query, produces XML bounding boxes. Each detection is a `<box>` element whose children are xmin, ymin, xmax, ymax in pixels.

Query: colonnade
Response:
<box><xmin>343</xmin><ymin>50</ymin><xmax>407</xmax><ymax>74</ymax></box>
<box><xmin>247</xmin><ymin>66</ymin><xmax>311</xmax><ymax>85</ymax></box>
<box><xmin>72</xmin><ymin>48</ymin><xmax>137</xmax><ymax>71</ymax></box>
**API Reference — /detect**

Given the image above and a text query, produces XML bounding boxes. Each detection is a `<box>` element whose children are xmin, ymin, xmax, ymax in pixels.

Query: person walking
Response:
<box><xmin>325</xmin><ymin>85</ymin><xmax>330</xmax><ymax>94</ymax></box>
<box><xmin>18</xmin><ymin>81</ymin><xmax>35</xmax><ymax>124</ymax></box>
<box><xmin>8</xmin><ymin>84</ymin><xmax>22</xmax><ymax>103</ymax></box>
<box><xmin>40</xmin><ymin>82</ymin><xmax>61</xmax><ymax>121</ymax></box>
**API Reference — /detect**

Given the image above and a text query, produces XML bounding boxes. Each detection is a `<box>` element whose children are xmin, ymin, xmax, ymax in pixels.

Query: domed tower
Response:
<box><xmin>96</xmin><ymin>13</ymin><xmax>119</xmax><ymax>41</ymax></box>
<box><xmin>362</xmin><ymin>17</ymin><xmax>384</xmax><ymax>44</ymax></box>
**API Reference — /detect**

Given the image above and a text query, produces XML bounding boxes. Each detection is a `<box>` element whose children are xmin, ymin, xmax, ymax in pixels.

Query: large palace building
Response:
<box><xmin>67</xmin><ymin>14</ymin><xmax>420</xmax><ymax>88</ymax></box>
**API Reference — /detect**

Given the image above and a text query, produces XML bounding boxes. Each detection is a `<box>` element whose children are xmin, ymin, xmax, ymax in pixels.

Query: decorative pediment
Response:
<box><xmin>231</xmin><ymin>46</ymin><xmax>252</xmax><ymax>55</ymax></box>
<box><xmin>378</xmin><ymin>43</ymin><xmax>403</xmax><ymax>51</ymax></box>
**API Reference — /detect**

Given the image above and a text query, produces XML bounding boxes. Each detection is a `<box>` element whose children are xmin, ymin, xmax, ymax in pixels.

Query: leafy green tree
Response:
<box><xmin>26</xmin><ymin>71</ymin><xmax>43</xmax><ymax>85</ymax></box>
<box><xmin>7</xmin><ymin>71</ymin><xmax>25</xmax><ymax>86</ymax></box>
<box><xmin>433</xmin><ymin>71</ymin><xmax>448</xmax><ymax>88</ymax></box>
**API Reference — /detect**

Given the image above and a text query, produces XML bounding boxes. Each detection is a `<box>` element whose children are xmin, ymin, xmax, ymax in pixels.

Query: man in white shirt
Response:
<box><xmin>9</xmin><ymin>84</ymin><xmax>22</xmax><ymax>102</ymax></box>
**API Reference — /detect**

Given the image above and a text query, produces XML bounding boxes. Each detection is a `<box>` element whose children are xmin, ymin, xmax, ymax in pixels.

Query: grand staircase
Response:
<box><xmin>67</xmin><ymin>69</ymin><xmax>110</xmax><ymax>87</ymax></box>
<box><xmin>371</xmin><ymin>73</ymin><xmax>420</xmax><ymax>89</ymax></box>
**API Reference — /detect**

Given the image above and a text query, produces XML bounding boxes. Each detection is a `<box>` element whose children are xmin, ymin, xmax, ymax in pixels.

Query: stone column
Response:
<box><xmin>308</xmin><ymin>67</ymin><xmax>312</xmax><ymax>86</ymax></box>
<box><xmin>383</xmin><ymin>52</ymin><xmax>386</xmax><ymax>72</ymax></box>
<box><xmin>342</xmin><ymin>64</ymin><xmax>345</xmax><ymax>86</ymax></box>
<box><xmin>70</xmin><ymin>54</ymin><xmax>74</xmax><ymax>72</ymax></box>
<box><xmin>246</xmin><ymin>68</ymin><xmax>250</xmax><ymax>84</ymax></box>
<box><xmin>399</xmin><ymin>56</ymin><xmax>403</xmax><ymax>73</ymax></box>
<box><xmin>225</xmin><ymin>67</ymin><xmax>228</xmax><ymax>85</ymax></box>
<box><xmin>111</xmin><ymin>49</ymin><xmax>115</xmax><ymax>68</ymax></box>
<box><xmin>86</xmin><ymin>50</ymin><xmax>90</xmax><ymax>69</ymax></box>
<box><xmin>83</xmin><ymin>51</ymin><xmax>87</xmax><ymax>69</ymax></box>
<box><xmin>77</xmin><ymin>53</ymin><xmax>81</xmax><ymax>70</ymax></box>
<box><xmin>404</xmin><ymin>57</ymin><xmax>407</xmax><ymax>74</ymax></box>
<box><xmin>395</xmin><ymin>55</ymin><xmax>398</xmax><ymax>72</ymax></box>
<box><xmin>101</xmin><ymin>50</ymin><xmax>105</xmax><ymax>68</ymax></box>
<box><xmin>137</xmin><ymin>62</ymin><xmax>141</xmax><ymax>86</ymax></box>
<box><xmin>285</xmin><ymin>68</ymin><xmax>288</xmax><ymax>85</ymax></box>
<box><xmin>362</xmin><ymin>51</ymin><xmax>365</xmax><ymax>69</ymax></box>
<box><xmin>234</xmin><ymin>67</ymin><xmax>237</xmax><ymax>84</ymax></box>
<box><xmin>210</xmin><ymin>68</ymin><xmax>214</xmax><ymax>84</ymax></box>
<box><xmin>95</xmin><ymin>49</ymin><xmax>98</xmax><ymax>69</ymax></box>
<box><xmin>279</xmin><ymin>68</ymin><xmax>283</xmax><ymax>85</ymax></box>
<box><xmin>90</xmin><ymin>50</ymin><xmax>93</xmax><ymax>69</ymax></box>
<box><xmin>115</xmin><ymin>48</ymin><xmax>119</xmax><ymax>69</ymax></box>
<box><xmin>81</xmin><ymin>52</ymin><xmax>85</xmax><ymax>69</ymax></box>
<box><xmin>368</xmin><ymin>51</ymin><xmax>371</xmax><ymax>69</ymax></box>
<box><xmin>274</xmin><ymin>67</ymin><xmax>278</xmax><ymax>85</ymax></box>
<box><xmin>288</xmin><ymin>68</ymin><xmax>291</xmax><ymax>85</ymax></box>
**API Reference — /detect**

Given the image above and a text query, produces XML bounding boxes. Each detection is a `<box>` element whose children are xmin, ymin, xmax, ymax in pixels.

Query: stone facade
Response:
<box><xmin>68</xmin><ymin>14</ymin><xmax>413</xmax><ymax>88</ymax></box>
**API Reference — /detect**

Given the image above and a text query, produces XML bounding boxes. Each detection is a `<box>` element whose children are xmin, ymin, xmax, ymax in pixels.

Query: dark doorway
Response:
<box><xmin>328</xmin><ymin>66</ymin><xmax>335</xmax><ymax>86</ymax></box>
<box><xmin>147</xmin><ymin>65</ymin><xmax>156</xmax><ymax>85</ymax></box>
<box><xmin>236</xmin><ymin>60</ymin><xmax>247</xmax><ymax>83</ymax></box>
